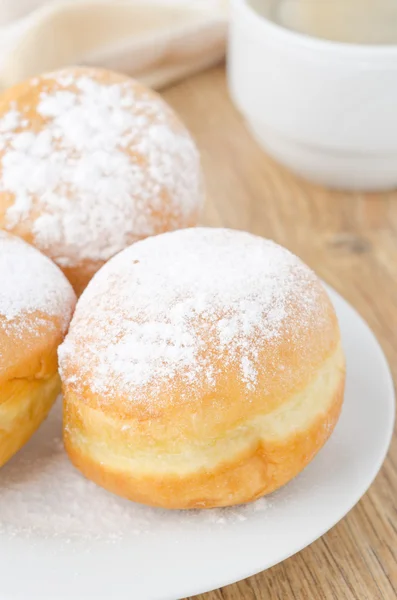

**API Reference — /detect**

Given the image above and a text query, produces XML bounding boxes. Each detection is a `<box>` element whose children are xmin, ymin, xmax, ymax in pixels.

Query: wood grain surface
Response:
<box><xmin>162</xmin><ymin>65</ymin><xmax>397</xmax><ymax>600</ymax></box>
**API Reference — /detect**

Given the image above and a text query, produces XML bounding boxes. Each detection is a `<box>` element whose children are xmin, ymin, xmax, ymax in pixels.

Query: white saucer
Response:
<box><xmin>0</xmin><ymin>286</ymin><xmax>394</xmax><ymax>600</ymax></box>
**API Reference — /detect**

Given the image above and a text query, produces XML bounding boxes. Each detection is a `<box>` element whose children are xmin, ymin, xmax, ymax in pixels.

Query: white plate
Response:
<box><xmin>0</xmin><ymin>286</ymin><xmax>394</xmax><ymax>600</ymax></box>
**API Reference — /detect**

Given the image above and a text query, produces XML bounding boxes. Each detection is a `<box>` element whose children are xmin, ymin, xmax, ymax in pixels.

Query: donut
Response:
<box><xmin>59</xmin><ymin>228</ymin><xmax>345</xmax><ymax>509</ymax></box>
<box><xmin>0</xmin><ymin>67</ymin><xmax>203</xmax><ymax>295</ymax></box>
<box><xmin>0</xmin><ymin>231</ymin><xmax>75</xmax><ymax>468</ymax></box>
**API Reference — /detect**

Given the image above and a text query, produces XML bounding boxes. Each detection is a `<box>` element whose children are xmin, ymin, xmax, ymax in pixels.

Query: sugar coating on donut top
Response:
<box><xmin>0</xmin><ymin>231</ymin><xmax>75</xmax><ymax>336</ymax></box>
<box><xmin>59</xmin><ymin>228</ymin><xmax>332</xmax><ymax>407</ymax></box>
<box><xmin>0</xmin><ymin>68</ymin><xmax>202</xmax><ymax>267</ymax></box>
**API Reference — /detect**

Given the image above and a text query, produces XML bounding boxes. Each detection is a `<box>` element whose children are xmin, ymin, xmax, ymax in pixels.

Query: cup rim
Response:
<box><xmin>232</xmin><ymin>0</ymin><xmax>397</xmax><ymax>56</ymax></box>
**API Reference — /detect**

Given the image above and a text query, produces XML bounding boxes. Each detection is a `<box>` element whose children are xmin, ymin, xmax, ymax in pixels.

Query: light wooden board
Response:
<box><xmin>162</xmin><ymin>65</ymin><xmax>397</xmax><ymax>600</ymax></box>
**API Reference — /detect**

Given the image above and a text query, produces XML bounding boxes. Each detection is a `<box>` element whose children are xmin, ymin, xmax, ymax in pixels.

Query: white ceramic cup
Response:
<box><xmin>228</xmin><ymin>0</ymin><xmax>397</xmax><ymax>190</ymax></box>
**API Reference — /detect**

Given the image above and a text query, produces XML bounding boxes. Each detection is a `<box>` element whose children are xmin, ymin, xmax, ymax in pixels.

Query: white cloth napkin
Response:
<box><xmin>0</xmin><ymin>0</ymin><xmax>228</xmax><ymax>90</ymax></box>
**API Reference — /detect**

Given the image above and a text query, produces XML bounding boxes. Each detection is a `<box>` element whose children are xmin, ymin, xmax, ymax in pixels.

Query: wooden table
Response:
<box><xmin>162</xmin><ymin>65</ymin><xmax>397</xmax><ymax>600</ymax></box>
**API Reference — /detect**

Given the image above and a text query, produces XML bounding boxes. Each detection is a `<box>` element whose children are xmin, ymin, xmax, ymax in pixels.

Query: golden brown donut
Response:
<box><xmin>0</xmin><ymin>66</ymin><xmax>203</xmax><ymax>295</ymax></box>
<box><xmin>59</xmin><ymin>228</ymin><xmax>345</xmax><ymax>509</ymax></box>
<box><xmin>0</xmin><ymin>231</ymin><xmax>75</xmax><ymax>468</ymax></box>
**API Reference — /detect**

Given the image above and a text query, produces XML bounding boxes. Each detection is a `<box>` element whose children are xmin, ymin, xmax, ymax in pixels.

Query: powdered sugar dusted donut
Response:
<box><xmin>0</xmin><ymin>67</ymin><xmax>203</xmax><ymax>295</ymax></box>
<box><xmin>0</xmin><ymin>230</ymin><xmax>75</xmax><ymax>467</ymax></box>
<box><xmin>59</xmin><ymin>228</ymin><xmax>345</xmax><ymax>509</ymax></box>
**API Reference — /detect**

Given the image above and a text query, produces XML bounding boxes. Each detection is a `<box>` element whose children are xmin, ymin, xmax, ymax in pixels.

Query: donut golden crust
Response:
<box><xmin>59</xmin><ymin>228</ymin><xmax>345</xmax><ymax>509</ymax></box>
<box><xmin>0</xmin><ymin>67</ymin><xmax>203</xmax><ymax>295</ymax></box>
<box><xmin>0</xmin><ymin>231</ymin><xmax>76</xmax><ymax>467</ymax></box>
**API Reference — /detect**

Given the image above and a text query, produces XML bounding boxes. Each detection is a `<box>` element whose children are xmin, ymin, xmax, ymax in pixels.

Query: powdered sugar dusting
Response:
<box><xmin>0</xmin><ymin>399</ymin><xmax>271</xmax><ymax>541</ymax></box>
<box><xmin>0</xmin><ymin>68</ymin><xmax>202</xmax><ymax>268</ymax></box>
<box><xmin>0</xmin><ymin>231</ymin><xmax>75</xmax><ymax>335</ymax></box>
<box><xmin>59</xmin><ymin>228</ymin><xmax>325</xmax><ymax>405</ymax></box>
